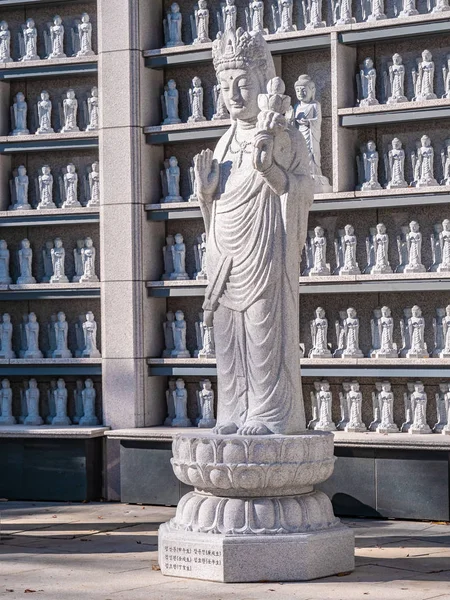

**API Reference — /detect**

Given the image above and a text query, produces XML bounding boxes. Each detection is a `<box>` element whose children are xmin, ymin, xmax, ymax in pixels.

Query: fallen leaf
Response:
<box><xmin>24</xmin><ymin>590</ymin><xmax>36</xmax><ymax>593</ymax></box>
<box><xmin>151</xmin><ymin>565</ymin><xmax>161</xmax><ymax>571</ymax></box>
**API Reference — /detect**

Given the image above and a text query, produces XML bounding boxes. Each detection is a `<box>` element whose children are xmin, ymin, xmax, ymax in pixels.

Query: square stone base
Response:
<box><xmin>159</xmin><ymin>523</ymin><xmax>355</xmax><ymax>583</ymax></box>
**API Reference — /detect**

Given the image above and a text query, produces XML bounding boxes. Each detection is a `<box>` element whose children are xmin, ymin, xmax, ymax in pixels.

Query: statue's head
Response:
<box><xmin>339</xmin><ymin>310</ymin><xmax>347</xmax><ymax>319</ymax></box>
<box><xmin>42</xmin><ymin>165</ymin><xmax>51</xmax><ymax>175</ymax></box>
<box><xmin>316</xmin><ymin>306</ymin><xmax>325</xmax><ymax>318</ymax></box>
<box><xmin>76</xmin><ymin>379</ymin><xmax>83</xmax><ymax>390</ymax></box>
<box><xmin>167</xmin><ymin>79</ymin><xmax>177</xmax><ymax>90</ymax></box>
<box><xmin>66</xmin><ymin>89</ymin><xmax>76</xmax><ymax>100</ymax></box>
<box><xmin>26</xmin><ymin>19</ymin><xmax>35</xmax><ymax>28</ymax></box>
<box><xmin>76</xmin><ymin>239</ymin><xmax>84</xmax><ymax>249</ymax></box>
<box><xmin>443</xmin><ymin>219</ymin><xmax>450</xmax><ymax>231</ymax></box>
<box><xmin>85</xmin><ymin>378</ymin><xmax>93</xmax><ymax>389</ymax></box>
<box><xmin>436</xmin><ymin>307</ymin><xmax>445</xmax><ymax>317</ymax></box>
<box><xmin>169</xmin><ymin>156</ymin><xmax>178</xmax><ymax>167</ymax></box>
<box><xmin>171</xmin><ymin>3</ymin><xmax>180</xmax><ymax>13</ymax></box>
<box><xmin>320</xmin><ymin>381</ymin><xmax>330</xmax><ymax>391</ymax></box>
<box><xmin>439</xmin><ymin>382</ymin><xmax>448</xmax><ymax>392</ymax></box>
<box><xmin>16</xmin><ymin>92</ymin><xmax>25</xmax><ymax>102</ymax></box>
<box><xmin>350</xmin><ymin>381</ymin><xmax>359</xmax><ymax>391</ymax></box>
<box><xmin>81</xmin><ymin>13</ymin><xmax>90</xmax><ymax>23</ymax></box>
<box><xmin>421</xmin><ymin>134</ymin><xmax>431</xmax><ymax>147</ymax></box>
<box><xmin>376</xmin><ymin>223</ymin><xmax>386</xmax><ymax>234</ymax></box>
<box><xmin>91</xmin><ymin>86</ymin><xmax>98</xmax><ymax>97</ymax></box>
<box><xmin>86</xmin><ymin>311</ymin><xmax>95</xmax><ymax>322</ymax></box>
<box><xmin>411</xmin><ymin>305</ymin><xmax>421</xmax><ymax>317</ymax></box>
<box><xmin>347</xmin><ymin>307</ymin><xmax>357</xmax><ymax>318</ymax></box>
<box><xmin>84</xmin><ymin>237</ymin><xmax>93</xmax><ymax>248</ymax></box>
<box><xmin>168</xmin><ymin>379</ymin><xmax>176</xmax><ymax>390</ymax></box>
<box><xmin>294</xmin><ymin>74</ymin><xmax>316</xmax><ymax>103</ymax></box>
<box><xmin>0</xmin><ymin>240</ymin><xmax>6</xmax><ymax>250</ymax></box>
<box><xmin>174</xmin><ymin>233</ymin><xmax>183</xmax><ymax>244</ymax></box>
<box><xmin>344</xmin><ymin>224</ymin><xmax>354</xmax><ymax>235</ymax></box>
<box><xmin>212</xmin><ymin>28</ymin><xmax>276</xmax><ymax>122</ymax></box>
<box><xmin>192</xmin><ymin>76</ymin><xmax>202</xmax><ymax>88</ymax></box>
<box><xmin>381</xmin><ymin>306</ymin><xmax>391</xmax><ymax>317</ymax></box>
<box><xmin>29</xmin><ymin>378</ymin><xmax>37</xmax><ymax>389</ymax></box>
<box><xmin>22</xmin><ymin>238</ymin><xmax>30</xmax><ymax>248</ymax></box>
<box><xmin>2</xmin><ymin>313</ymin><xmax>10</xmax><ymax>323</ymax></box>
<box><xmin>202</xmin><ymin>379</ymin><xmax>212</xmax><ymax>390</ymax></box>
<box><xmin>392</xmin><ymin>53</ymin><xmax>402</xmax><ymax>65</ymax></box>
<box><xmin>53</xmin><ymin>15</ymin><xmax>62</xmax><ymax>26</ymax></box>
<box><xmin>414</xmin><ymin>381</ymin><xmax>424</xmax><ymax>393</ymax></box>
<box><xmin>391</xmin><ymin>137</ymin><xmax>401</xmax><ymax>150</ymax></box>
<box><xmin>67</xmin><ymin>163</ymin><xmax>76</xmax><ymax>174</ymax></box>
<box><xmin>167</xmin><ymin>311</ymin><xmax>174</xmax><ymax>322</ymax></box>
<box><xmin>18</xmin><ymin>165</ymin><xmax>27</xmax><ymax>176</ymax></box>
<box><xmin>57</xmin><ymin>378</ymin><xmax>66</xmax><ymax>389</ymax></box>
<box><xmin>422</xmin><ymin>49</ymin><xmax>432</xmax><ymax>61</ymax></box>
<box><xmin>226</xmin><ymin>0</ymin><xmax>235</xmax><ymax>5</ymax></box>
<box><xmin>201</xmin><ymin>232</ymin><xmax>207</xmax><ymax>242</ymax></box>
<box><xmin>0</xmin><ymin>21</ymin><xmax>8</xmax><ymax>31</ymax></box>
<box><xmin>373</xmin><ymin>307</ymin><xmax>382</xmax><ymax>318</ymax></box>
<box><xmin>54</xmin><ymin>237</ymin><xmax>63</xmax><ymax>248</ymax></box>
<box><xmin>367</xmin><ymin>140</ymin><xmax>376</xmax><ymax>152</ymax></box>
<box><xmin>381</xmin><ymin>381</ymin><xmax>391</xmax><ymax>391</ymax></box>
<box><xmin>403</xmin><ymin>307</ymin><xmax>412</xmax><ymax>318</ymax></box>
<box><xmin>175</xmin><ymin>310</ymin><xmax>185</xmax><ymax>321</ymax></box>
<box><xmin>409</xmin><ymin>220</ymin><xmax>419</xmax><ymax>232</ymax></box>
<box><xmin>199</xmin><ymin>0</ymin><xmax>208</xmax><ymax>9</ymax></box>
<box><xmin>57</xmin><ymin>311</ymin><xmax>66</xmax><ymax>322</ymax></box>
<box><xmin>363</xmin><ymin>57</ymin><xmax>373</xmax><ymax>69</ymax></box>
<box><xmin>29</xmin><ymin>312</ymin><xmax>37</xmax><ymax>323</ymax></box>
<box><xmin>175</xmin><ymin>378</ymin><xmax>185</xmax><ymax>389</ymax></box>
<box><xmin>314</xmin><ymin>226</ymin><xmax>324</xmax><ymax>237</ymax></box>
<box><xmin>2</xmin><ymin>379</ymin><xmax>9</xmax><ymax>389</ymax></box>
<box><xmin>92</xmin><ymin>161</ymin><xmax>99</xmax><ymax>173</ymax></box>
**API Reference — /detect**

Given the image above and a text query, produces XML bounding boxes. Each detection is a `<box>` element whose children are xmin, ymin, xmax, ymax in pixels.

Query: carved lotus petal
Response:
<box><xmin>280</xmin><ymin>497</ymin><xmax>304</xmax><ymax>529</ymax></box>
<box><xmin>250</xmin><ymin>440</ymin><xmax>277</xmax><ymax>464</ymax></box>
<box><xmin>195</xmin><ymin>438</ymin><xmax>215</xmax><ymax>464</ymax></box>
<box><xmin>269</xmin><ymin>463</ymin><xmax>297</xmax><ymax>488</ymax></box>
<box><xmin>253</xmin><ymin>498</ymin><xmax>276</xmax><ymax>530</ymax></box>
<box><xmin>187</xmin><ymin>466</ymin><xmax>204</xmax><ymax>488</ymax></box>
<box><xmin>234</xmin><ymin>465</ymin><xmax>265</xmax><ymax>491</ymax></box>
<box><xmin>223</xmin><ymin>498</ymin><xmax>245</xmax><ymax>532</ymax></box>
<box><xmin>208</xmin><ymin>466</ymin><xmax>231</xmax><ymax>489</ymax></box>
<box><xmin>221</xmin><ymin>439</ymin><xmax>247</xmax><ymax>464</ymax></box>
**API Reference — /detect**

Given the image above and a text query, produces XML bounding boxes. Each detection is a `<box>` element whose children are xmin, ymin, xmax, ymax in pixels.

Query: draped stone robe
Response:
<box><xmin>202</xmin><ymin>121</ymin><xmax>312</xmax><ymax>434</ymax></box>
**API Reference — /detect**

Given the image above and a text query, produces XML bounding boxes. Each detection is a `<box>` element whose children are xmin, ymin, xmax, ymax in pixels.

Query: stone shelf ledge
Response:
<box><xmin>0</xmin><ymin>425</ymin><xmax>108</xmax><ymax>439</ymax></box>
<box><xmin>146</xmin><ymin>274</ymin><xmax>450</xmax><ymax>296</ymax></box>
<box><xmin>0</xmin><ymin>131</ymin><xmax>99</xmax><ymax>154</ymax></box>
<box><xmin>0</xmin><ymin>56</ymin><xmax>97</xmax><ymax>80</ymax></box>
<box><xmin>339</xmin><ymin>100</ymin><xmax>450</xmax><ymax>127</ymax></box>
<box><xmin>340</xmin><ymin>14</ymin><xmax>450</xmax><ymax>44</ymax></box>
<box><xmin>1</xmin><ymin>283</ymin><xmax>100</xmax><ymax>300</ymax></box>
<box><xmin>1</xmin><ymin>0</ymin><xmax>86</xmax><ymax>6</ymax></box>
<box><xmin>105</xmin><ymin>427</ymin><xmax>450</xmax><ymax>450</ymax></box>
<box><xmin>146</xmin><ymin>190</ymin><xmax>450</xmax><ymax>219</ymax></box>
<box><xmin>0</xmin><ymin>359</ymin><xmax>101</xmax><ymax>376</ymax></box>
<box><xmin>0</xmin><ymin>207</ymin><xmax>99</xmax><ymax>227</ymax></box>
<box><xmin>148</xmin><ymin>357</ymin><xmax>450</xmax><ymax>378</ymax></box>
<box><xmin>145</xmin><ymin>120</ymin><xmax>229</xmax><ymax>145</ymax></box>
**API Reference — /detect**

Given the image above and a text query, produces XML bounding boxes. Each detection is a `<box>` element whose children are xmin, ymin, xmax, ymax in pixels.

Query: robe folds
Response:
<box><xmin>203</xmin><ymin>122</ymin><xmax>313</xmax><ymax>434</ymax></box>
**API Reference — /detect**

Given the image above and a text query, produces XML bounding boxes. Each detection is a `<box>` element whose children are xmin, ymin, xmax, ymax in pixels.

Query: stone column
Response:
<box><xmin>97</xmin><ymin>0</ymin><xmax>165</xmax><ymax>499</ymax></box>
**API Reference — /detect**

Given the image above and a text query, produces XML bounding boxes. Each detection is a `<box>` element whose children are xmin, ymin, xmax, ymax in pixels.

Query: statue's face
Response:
<box><xmin>193</xmin><ymin>77</ymin><xmax>201</xmax><ymax>88</ymax></box>
<box><xmin>92</xmin><ymin>87</ymin><xmax>98</xmax><ymax>97</ymax></box>
<box><xmin>315</xmin><ymin>227</ymin><xmax>323</xmax><ymax>237</ymax></box>
<box><xmin>345</xmin><ymin>225</ymin><xmax>354</xmax><ymax>235</ymax></box>
<box><xmin>421</xmin><ymin>136</ymin><xmax>430</xmax><ymax>147</ymax></box>
<box><xmin>381</xmin><ymin>307</ymin><xmax>391</xmax><ymax>317</ymax></box>
<box><xmin>29</xmin><ymin>313</ymin><xmax>36</xmax><ymax>323</ymax></box>
<box><xmin>86</xmin><ymin>380</ymin><xmax>93</xmax><ymax>388</ymax></box>
<box><xmin>437</xmin><ymin>307</ymin><xmax>445</xmax><ymax>317</ymax></box>
<box><xmin>423</xmin><ymin>50</ymin><xmax>431</xmax><ymax>61</ymax></box>
<box><xmin>67</xmin><ymin>164</ymin><xmax>75</xmax><ymax>173</ymax></box>
<box><xmin>321</xmin><ymin>383</ymin><xmax>329</xmax><ymax>391</ymax></box>
<box><xmin>412</xmin><ymin>306</ymin><xmax>421</xmax><ymax>317</ymax></box>
<box><xmin>30</xmin><ymin>379</ymin><xmax>37</xmax><ymax>389</ymax></box>
<box><xmin>27</xmin><ymin>19</ymin><xmax>35</xmax><ymax>28</ymax></box>
<box><xmin>67</xmin><ymin>90</ymin><xmax>75</xmax><ymax>100</ymax></box>
<box><xmin>416</xmin><ymin>383</ymin><xmax>424</xmax><ymax>393</ymax></box>
<box><xmin>392</xmin><ymin>138</ymin><xmax>401</xmax><ymax>150</ymax></box>
<box><xmin>339</xmin><ymin>311</ymin><xmax>347</xmax><ymax>319</ymax></box>
<box><xmin>199</xmin><ymin>0</ymin><xmax>207</xmax><ymax>8</ymax></box>
<box><xmin>377</xmin><ymin>223</ymin><xmax>386</xmax><ymax>234</ymax></box>
<box><xmin>295</xmin><ymin>83</ymin><xmax>313</xmax><ymax>103</ymax></box>
<box><xmin>82</xmin><ymin>14</ymin><xmax>90</xmax><ymax>23</ymax></box>
<box><xmin>58</xmin><ymin>313</ymin><xmax>66</xmax><ymax>322</ymax></box>
<box><xmin>57</xmin><ymin>380</ymin><xmax>65</xmax><ymax>389</ymax></box>
<box><xmin>374</xmin><ymin>308</ymin><xmax>382</xmax><ymax>318</ymax></box>
<box><xmin>169</xmin><ymin>157</ymin><xmax>178</xmax><ymax>167</ymax></box>
<box><xmin>0</xmin><ymin>241</ymin><xmax>6</xmax><ymax>250</ymax></box>
<box><xmin>204</xmin><ymin>380</ymin><xmax>212</xmax><ymax>389</ymax></box>
<box><xmin>382</xmin><ymin>383</ymin><xmax>390</xmax><ymax>391</ymax></box>
<box><xmin>2</xmin><ymin>314</ymin><xmax>9</xmax><ymax>323</ymax></box>
<box><xmin>2</xmin><ymin>380</ymin><xmax>8</xmax><ymax>389</ymax></box>
<box><xmin>393</xmin><ymin>54</ymin><xmax>402</xmax><ymax>65</ymax></box>
<box><xmin>175</xmin><ymin>234</ymin><xmax>183</xmax><ymax>244</ymax></box>
<box><xmin>410</xmin><ymin>221</ymin><xmax>419</xmax><ymax>232</ymax></box>
<box><xmin>43</xmin><ymin>166</ymin><xmax>50</xmax><ymax>175</ymax></box>
<box><xmin>219</xmin><ymin>68</ymin><xmax>261</xmax><ymax>122</ymax></box>
<box><xmin>54</xmin><ymin>16</ymin><xmax>62</xmax><ymax>25</ymax></box>
<box><xmin>55</xmin><ymin>239</ymin><xmax>62</xmax><ymax>248</ymax></box>
<box><xmin>176</xmin><ymin>380</ymin><xmax>184</xmax><ymax>389</ymax></box>
<box><xmin>92</xmin><ymin>162</ymin><xmax>99</xmax><ymax>173</ymax></box>
<box><xmin>348</xmin><ymin>308</ymin><xmax>356</xmax><ymax>318</ymax></box>
<box><xmin>86</xmin><ymin>312</ymin><xmax>94</xmax><ymax>322</ymax></box>
<box><xmin>22</xmin><ymin>239</ymin><xmax>30</xmax><ymax>248</ymax></box>
<box><xmin>364</xmin><ymin>58</ymin><xmax>373</xmax><ymax>69</ymax></box>
<box><xmin>17</xmin><ymin>93</ymin><xmax>24</xmax><ymax>102</ymax></box>
<box><xmin>443</xmin><ymin>220</ymin><xmax>450</xmax><ymax>231</ymax></box>
<box><xmin>0</xmin><ymin>22</ymin><xmax>7</xmax><ymax>31</ymax></box>
<box><xmin>367</xmin><ymin>141</ymin><xmax>376</xmax><ymax>151</ymax></box>
<box><xmin>85</xmin><ymin>238</ymin><xmax>93</xmax><ymax>248</ymax></box>
<box><xmin>77</xmin><ymin>239</ymin><xmax>84</xmax><ymax>249</ymax></box>
<box><xmin>167</xmin><ymin>79</ymin><xmax>176</xmax><ymax>90</ymax></box>
<box><xmin>175</xmin><ymin>311</ymin><xmax>184</xmax><ymax>321</ymax></box>
<box><xmin>171</xmin><ymin>3</ymin><xmax>180</xmax><ymax>13</ymax></box>
<box><xmin>317</xmin><ymin>307</ymin><xmax>325</xmax><ymax>318</ymax></box>
<box><xmin>18</xmin><ymin>166</ymin><xmax>26</xmax><ymax>176</ymax></box>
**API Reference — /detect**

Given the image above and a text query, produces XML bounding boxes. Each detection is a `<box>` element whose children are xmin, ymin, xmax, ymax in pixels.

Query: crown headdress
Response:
<box><xmin>212</xmin><ymin>27</ymin><xmax>275</xmax><ymax>77</ymax></box>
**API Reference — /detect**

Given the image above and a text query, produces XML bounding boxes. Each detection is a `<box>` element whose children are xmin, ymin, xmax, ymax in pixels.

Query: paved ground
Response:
<box><xmin>0</xmin><ymin>502</ymin><xmax>450</xmax><ymax>600</ymax></box>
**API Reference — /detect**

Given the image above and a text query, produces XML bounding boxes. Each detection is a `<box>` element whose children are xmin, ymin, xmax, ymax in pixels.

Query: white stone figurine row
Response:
<box><xmin>162</xmin><ymin>310</ymin><xmax>215</xmax><ymax>359</ymax></box>
<box><xmin>303</xmin><ymin>219</ymin><xmax>450</xmax><ymax>276</ymax></box>
<box><xmin>161</xmin><ymin>233</ymin><xmax>207</xmax><ymax>281</ymax></box>
<box><xmin>358</xmin><ymin>51</ymin><xmax>450</xmax><ymax>107</ymax></box>
<box><xmin>163</xmin><ymin>0</ymin><xmax>450</xmax><ymax>48</ymax></box>
<box><xmin>0</xmin><ymin>378</ymin><xmax>98</xmax><ymax>427</ymax></box>
<box><xmin>310</xmin><ymin>380</ymin><xmax>450</xmax><ymax>435</ymax></box>
<box><xmin>358</xmin><ymin>137</ymin><xmax>450</xmax><ymax>190</ymax></box>
<box><xmin>162</xmin><ymin>73</ymin><xmax>331</xmax><ymax>194</ymax></box>
<box><xmin>309</xmin><ymin>304</ymin><xmax>450</xmax><ymax>359</ymax></box>
<box><xmin>10</xmin><ymin>163</ymin><xmax>99</xmax><ymax>211</ymax></box>
<box><xmin>0</xmin><ymin>310</ymin><xmax>101</xmax><ymax>360</ymax></box>
<box><xmin>11</xmin><ymin>88</ymin><xmax>98</xmax><ymax>136</ymax></box>
<box><xmin>164</xmin><ymin>378</ymin><xmax>216</xmax><ymax>429</ymax></box>
<box><xmin>0</xmin><ymin>14</ymin><xmax>95</xmax><ymax>63</ymax></box>
<box><xmin>0</xmin><ymin>237</ymin><xmax>98</xmax><ymax>285</ymax></box>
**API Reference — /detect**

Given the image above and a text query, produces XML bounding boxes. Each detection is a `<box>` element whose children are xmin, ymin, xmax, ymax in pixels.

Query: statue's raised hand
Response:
<box><xmin>253</xmin><ymin>110</ymin><xmax>291</xmax><ymax>175</ymax></box>
<box><xmin>193</xmin><ymin>149</ymin><xmax>219</xmax><ymax>203</ymax></box>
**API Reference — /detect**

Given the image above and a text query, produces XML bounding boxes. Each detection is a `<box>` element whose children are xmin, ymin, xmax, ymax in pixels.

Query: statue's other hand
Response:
<box><xmin>203</xmin><ymin>309</ymin><xmax>214</xmax><ymax>328</ymax></box>
<box><xmin>194</xmin><ymin>149</ymin><xmax>219</xmax><ymax>202</ymax></box>
<box><xmin>253</xmin><ymin>131</ymin><xmax>274</xmax><ymax>173</ymax></box>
